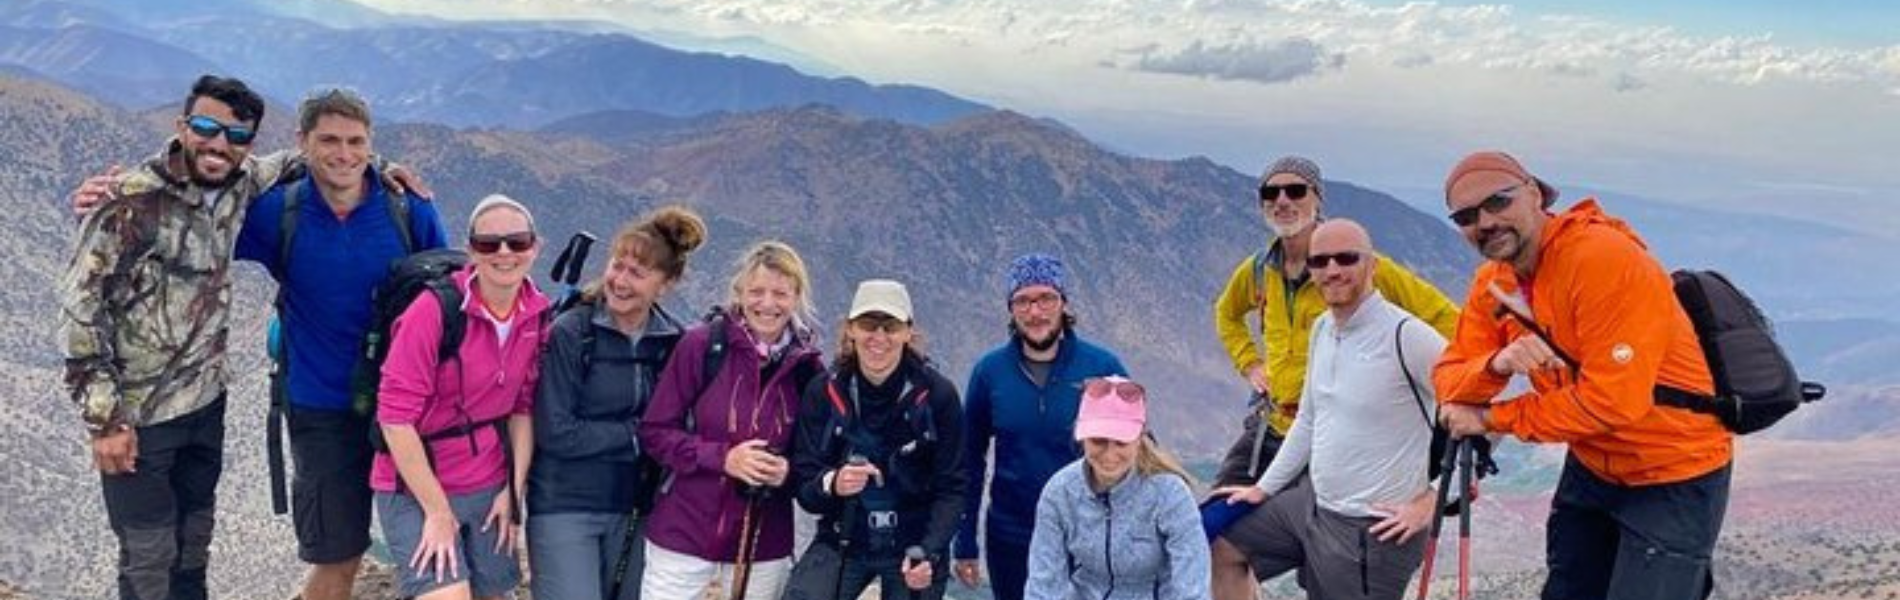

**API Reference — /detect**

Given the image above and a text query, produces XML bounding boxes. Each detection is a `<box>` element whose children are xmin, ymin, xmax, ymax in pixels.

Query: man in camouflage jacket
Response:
<box><xmin>59</xmin><ymin>75</ymin><xmax>286</xmax><ymax>600</ymax></box>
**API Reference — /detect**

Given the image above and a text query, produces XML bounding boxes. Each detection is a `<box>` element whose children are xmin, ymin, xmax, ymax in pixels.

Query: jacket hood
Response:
<box><xmin>1542</xmin><ymin>198</ymin><xmax>1648</xmax><ymax>253</ymax></box>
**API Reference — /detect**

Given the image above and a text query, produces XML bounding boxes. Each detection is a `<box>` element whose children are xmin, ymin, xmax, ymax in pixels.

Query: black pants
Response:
<box><xmin>1542</xmin><ymin>455</ymin><xmax>1731</xmax><ymax>600</ymax></box>
<box><xmin>101</xmin><ymin>399</ymin><xmax>225</xmax><ymax>600</ymax></box>
<box><xmin>784</xmin><ymin>539</ymin><xmax>947</xmax><ymax>600</ymax></box>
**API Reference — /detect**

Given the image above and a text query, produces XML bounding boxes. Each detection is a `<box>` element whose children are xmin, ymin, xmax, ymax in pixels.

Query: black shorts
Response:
<box><xmin>288</xmin><ymin>405</ymin><xmax>375</xmax><ymax>564</ymax></box>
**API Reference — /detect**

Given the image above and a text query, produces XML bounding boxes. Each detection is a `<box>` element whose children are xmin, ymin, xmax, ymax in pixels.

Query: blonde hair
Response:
<box><xmin>1136</xmin><ymin>433</ymin><xmax>1197</xmax><ymax>487</ymax></box>
<box><xmin>726</xmin><ymin>240</ymin><xmax>817</xmax><ymax>331</ymax></box>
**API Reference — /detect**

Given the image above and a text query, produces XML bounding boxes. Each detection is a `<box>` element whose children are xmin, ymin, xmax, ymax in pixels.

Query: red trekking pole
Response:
<box><xmin>1416</xmin><ymin>437</ymin><xmax>1496</xmax><ymax>600</ymax></box>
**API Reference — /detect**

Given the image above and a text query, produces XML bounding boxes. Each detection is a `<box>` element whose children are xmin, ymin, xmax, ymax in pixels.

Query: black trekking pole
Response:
<box><xmin>728</xmin><ymin>489</ymin><xmax>762</xmax><ymax>600</ymax></box>
<box><xmin>1415</xmin><ymin>437</ymin><xmax>1460</xmax><ymax>600</ymax></box>
<box><xmin>606</xmin><ymin>510</ymin><xmax>641</xmax><ymax>600</ymax></box>
<box><xmin>548</xmin><ymin>231</ymin><xmax>597</xmax><ymax>314</ymax></box>
<box><xmin>834</xmin><ymin>454</ymin><xmax>869</xmax><ymax>600</ymax></box>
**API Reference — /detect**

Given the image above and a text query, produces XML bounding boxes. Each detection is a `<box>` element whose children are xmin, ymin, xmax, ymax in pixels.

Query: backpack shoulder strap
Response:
<box><xmin>702</xmin><ymin>306</ymin><xmax>730</xmax><ymax>391</ymax></box>
<box><xmin>1250</xmin><ymin>247</ymin><xmax>1270</xmax><ymax>308</ymax></box>
<box><xmin>1393</xmin><ymin>317</ymin><xmax>1432</xmax><ymax>426</ymax></box>
<box><xmin>386</xmin><ymin>190</ymin><xmax>416</xmax><ymax>254</ymax></box>
<box><xmin>278</xmin><ymin>178</ymin><xmax>304</xmax><ymax>283</ymax></box>
<box><xmin>427</xmin><ymin>278</ymin><xmax>466</xmax><ymax>364</ymax></box>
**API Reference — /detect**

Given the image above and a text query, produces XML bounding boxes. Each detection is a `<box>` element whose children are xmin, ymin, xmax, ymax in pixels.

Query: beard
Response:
<box><xmin>1019</xmin><ymin>325</ymin><xmax>1063</xmax><ymax>352</ymax></box>
<box><xmin>183</xmin><ymin>146</ymin><xmax>240</xmax><ymax>187</ymax></box>
<box><xmin>1269</xmin><ymin>213</ymin><xmax>1316</xmax><ymax>238</ymax></box>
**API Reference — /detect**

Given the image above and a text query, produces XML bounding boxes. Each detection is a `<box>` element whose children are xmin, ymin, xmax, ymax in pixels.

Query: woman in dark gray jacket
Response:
<box><xmin>528</xmin><ymin>206</ymin><xmax>706</xmax><ymax>600</ymax></box>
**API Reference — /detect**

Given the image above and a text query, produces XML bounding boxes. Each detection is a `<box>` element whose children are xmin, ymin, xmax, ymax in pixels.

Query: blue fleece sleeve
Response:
<box><xmin>954</xmin><ymin>360</ymin><xmax>996</xmax><ymax>560</ymax></box>
<box><xmin>1159</xmin><ymin>476</ymin><xmax>1213</xmax><ymax>600</ymax></box>
<box><xmin>1024</xmin><ymin>475</ymin><xmax>1072</xmax><ymax>599</ymax></box>
<box><xmin>234</xmin><ymin>186</ymin><xmax>285</xmax><ymax>272</ymax></box>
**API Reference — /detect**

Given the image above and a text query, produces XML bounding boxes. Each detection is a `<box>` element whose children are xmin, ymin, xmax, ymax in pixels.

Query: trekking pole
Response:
<box><xmin>1456</xmin><ymin>439</ymin><xmax>1475</xmax><ymax>600</ymax></box>
<box><xmin>606</xmin><ymin>509</ymin><xmax>640</xmax><ymax>600</ymax></box>
<box><xmin>1415</xmin><ymin>437</ymin><xmax>1460</xmax><ymax>600</ymax></box>
<box><xmin>728</xmin><ymin>489</ymin><xmax>762</xmax><ymax>600</ymax></box>
<box><xmin>834</xmin><ymin>455</ymin><xmax>869</xmax><ymax>600</ymax></box>
<box><xmin>548</xmin><ymin>231</ymin><xmax>597</xmax><ymax>313</ymax></box>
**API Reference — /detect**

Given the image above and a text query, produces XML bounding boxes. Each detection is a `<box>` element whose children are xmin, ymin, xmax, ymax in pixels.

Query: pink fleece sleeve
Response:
<box><xmin>514</xmin><ymin>318</ymin><xmax>542</xmax><ymax>416</ymax></box>
<box><xmin>376</xmin><ymin>292</ymin><xmax>444</xmax><ymax>426</ymax></box>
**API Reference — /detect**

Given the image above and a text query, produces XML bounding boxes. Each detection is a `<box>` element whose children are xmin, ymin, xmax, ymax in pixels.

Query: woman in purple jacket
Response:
<box><xmin>637</xmin><ymin>240</ymin><xmax>827</xmax><ymax>600</ymax></box>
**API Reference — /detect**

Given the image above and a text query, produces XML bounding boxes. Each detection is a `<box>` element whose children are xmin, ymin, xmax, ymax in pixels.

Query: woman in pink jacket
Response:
<box><xmin>373</xmin><ymin>195</ymin><xmax>549</xmax><ymax>600</ymax></box>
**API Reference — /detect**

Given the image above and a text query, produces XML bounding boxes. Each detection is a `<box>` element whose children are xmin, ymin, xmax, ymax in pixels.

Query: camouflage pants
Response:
<box><xmin>101</xmin><ymin>399</ymin><xmax>224</xmax><ymax>600</ymax></box>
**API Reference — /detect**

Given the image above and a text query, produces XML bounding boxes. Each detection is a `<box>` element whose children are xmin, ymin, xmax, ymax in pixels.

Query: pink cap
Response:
<box><xmin>1074</xmin><ymin>376</ymin><xmax>1146</xmax><ymax>443</ymax></box>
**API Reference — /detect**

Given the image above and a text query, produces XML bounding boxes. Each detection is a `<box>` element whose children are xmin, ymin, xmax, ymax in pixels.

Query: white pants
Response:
<box><xmin>641</xmin><ymin>541</ymin><xmax>790</xmax><ymax>600</ymax></box>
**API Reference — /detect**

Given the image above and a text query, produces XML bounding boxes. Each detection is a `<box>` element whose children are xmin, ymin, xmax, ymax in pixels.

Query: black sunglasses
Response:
<box><xmin>850</xmin><ymin>315</ymin><xmax>911</xmax><ymax>334</ymax></box>
<box><xmin>1448</xmin><ymin>184</ymin><xmax>1524</xmax><ymax>227</ymax></box>
<box><xmin>184</xmin><ymin>115</ymin><xmax>257</xmax><ymax>145</ymax></box>
<box><xmin>1258</xmin><ymin>183</ymin><xmax>1310</xmax><ymax>203</ymax></box>
<box><xmin>469</xmin><ymin>231</ymin><xmax>537</xmax><ymax>254</ymax></box>
<box><xmin>1305</xmin><ymin>251</ymin><xmax>1364</xmax><ymax>269</ymax></box>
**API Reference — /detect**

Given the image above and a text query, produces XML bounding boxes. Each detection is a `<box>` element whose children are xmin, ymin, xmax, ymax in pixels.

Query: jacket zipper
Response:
<box><xmin>1100</xmin><ymin>491</ymin><xmax>1116</xmax><ymax>600</ymax></box>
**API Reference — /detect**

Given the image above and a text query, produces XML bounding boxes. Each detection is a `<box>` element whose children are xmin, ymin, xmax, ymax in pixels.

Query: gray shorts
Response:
<box><xmin>376</xmin><ymin>485</ymin><xmax>522</xmax><ymax>598</ymax></box>
<box><xmin>1221</xmin><ymin>477</ymin><xmax>1426</xmax><ymax>600</ymax></box>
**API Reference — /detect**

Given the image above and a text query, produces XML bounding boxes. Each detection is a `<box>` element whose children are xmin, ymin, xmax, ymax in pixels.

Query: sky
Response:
<box><xmin>350</xmin><ymin>0</ymin><xmax>1900</xmax><ymax>234</ymax></box>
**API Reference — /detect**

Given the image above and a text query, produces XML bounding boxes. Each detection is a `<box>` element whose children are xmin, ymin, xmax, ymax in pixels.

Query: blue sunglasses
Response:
<box><xmin>184</xmin><ymin>114</ymin><xmax>257</xmax><ymax>145</ymax></box>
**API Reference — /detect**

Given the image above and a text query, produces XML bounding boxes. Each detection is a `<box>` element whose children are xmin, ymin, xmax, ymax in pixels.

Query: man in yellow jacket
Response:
<box><xmin>1210</xmin><ymin>156</ymin><xmax>1460</xmax><ymax>488</ymax></box>
<box><xmin>1207</xmin><ymin>155</ymin><xmax>1460</xmax><ymax>590</ymax></box>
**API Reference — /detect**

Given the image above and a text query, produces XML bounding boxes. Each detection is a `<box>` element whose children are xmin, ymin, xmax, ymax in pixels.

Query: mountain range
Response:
<box><xmin>0</xmin><ymin>0</ymin><xmax>1894</xmax><ymax>597</ymax></box>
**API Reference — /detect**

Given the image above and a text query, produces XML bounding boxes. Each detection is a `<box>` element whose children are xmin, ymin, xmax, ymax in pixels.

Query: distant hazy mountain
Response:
<box><xmin>0</xmin><ymin>0</ymin><xmax>991</xmax><ymax>127</ymax></box>
<box><xmin>0</xmin><ymin>73</ymin><xmax>1477</xmax><ymax>597</ymax></box>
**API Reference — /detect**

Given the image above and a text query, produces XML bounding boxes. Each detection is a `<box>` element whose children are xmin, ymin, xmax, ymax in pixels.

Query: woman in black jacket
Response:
<box><xmin>785</xmin><ymin>279</ymin><xmax>967</xmax><ymax>600</ymax></box>
<box><xmin>527</xmin><ymin>206</ymin><xmax>706</xmax><ymax>600</ymax></box>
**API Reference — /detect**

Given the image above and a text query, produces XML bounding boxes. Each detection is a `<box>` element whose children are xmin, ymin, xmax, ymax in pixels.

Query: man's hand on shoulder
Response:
<box><xmin>69</xmin><ymin>165</ymin><xmax>123</xmax><ymax>219</ymax></box>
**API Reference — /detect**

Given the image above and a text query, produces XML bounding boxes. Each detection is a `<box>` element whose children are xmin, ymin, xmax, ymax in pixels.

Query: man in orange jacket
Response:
<box><xmin>1431</xmin><ymin>151</ymin><xmax>1732</xmax><ymax>600</ymax></box>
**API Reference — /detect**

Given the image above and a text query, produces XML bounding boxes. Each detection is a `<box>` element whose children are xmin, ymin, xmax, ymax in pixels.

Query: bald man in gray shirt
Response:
<box><xmin>1211</xmin><ymin>219</ymin><xmax>1443</xmax><ymax>600</ymax></box>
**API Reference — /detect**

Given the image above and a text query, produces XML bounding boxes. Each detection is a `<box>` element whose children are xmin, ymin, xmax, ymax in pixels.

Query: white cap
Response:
<box><xmin>848</xmin><ymin>279</ymin><xmax>914</xmax><ymax>322</ymax></box>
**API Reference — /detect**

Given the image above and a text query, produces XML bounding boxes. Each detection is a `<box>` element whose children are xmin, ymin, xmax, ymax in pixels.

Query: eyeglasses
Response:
<box><xmin>1083</xmin><ymin>378</ymin><xmax>1145</xmax><ymax>404</ymax></box>
<box><xmin>1448</xmin><ymin>184</ymin><xmax>1524</xmax><ymax>227</ymax></box>
<box><xmin>183</xmin><ymin>115</ymin><xmax>257</xmax><ymax>145</ymax></box>
<box><xmin>1009</xmin><ymin>292</ymin><xmax>1061</xmax><ymax>312</ymax></box>
<box><xmin>1258</xmin><ymin>183</ymin><xmax>1310</xmax><ymax>203</ymax></box>
<box><xmin>469</xmin><ymin>231</ymin><xmax>537</xmax><ymax>254</ymax></box>
<box><xmin>850</xmin><ymin>316</ymin><xmax>911</xmax><ymax>335</ymax></box>
<box><xmin>1305</xmin><ymin>251</ymin><xmax>1364</xmax><ymax>270</ymax></box>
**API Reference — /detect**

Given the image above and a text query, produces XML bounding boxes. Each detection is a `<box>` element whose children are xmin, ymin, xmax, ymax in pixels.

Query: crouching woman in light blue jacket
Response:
<box><xmin>1025</xmin><ymin>376</ymin><xmax>1210</xmax><ymax>600</ymax></box>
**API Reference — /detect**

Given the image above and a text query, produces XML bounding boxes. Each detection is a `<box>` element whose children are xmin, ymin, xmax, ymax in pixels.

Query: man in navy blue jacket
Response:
<box><xmin>232</xmin><ymin>89</ymin><xmax>446</xmax><ymax>600</ymax></box>
<box><xmin>951</xmin><ymin>253</ymin><xmax>1129</xmax><ymax>600</ymax></box>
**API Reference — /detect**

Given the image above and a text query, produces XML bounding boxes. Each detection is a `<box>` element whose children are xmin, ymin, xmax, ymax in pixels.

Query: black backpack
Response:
<box><xmin>348</xmin><ymin>248</ymin><xmax>471</xmax><ymax>417</ymax></box>
<box><xmin>1655</xmin><ymin>270</ymin><xmax>1825</xmax><ymax>434</ymax></box>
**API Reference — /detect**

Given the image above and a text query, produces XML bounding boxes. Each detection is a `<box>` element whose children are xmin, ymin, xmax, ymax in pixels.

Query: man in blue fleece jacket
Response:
<box><xmin>952</xmin><ymin>253</ymin><xmax>1129</xmax><ymax>600</ymax></box>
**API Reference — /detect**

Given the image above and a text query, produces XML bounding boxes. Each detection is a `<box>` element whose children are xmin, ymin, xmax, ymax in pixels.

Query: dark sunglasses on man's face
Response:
<box><xmin>1258</xmin><ymin>183</ymin><xmax>1310</xmax><ymax>203</ymax></box>
<box><xmin>469</xmin><ymin>231</ymin><xmax>537</xmax><ymax>254</ymax></box>
<box><xmin>184</xmin><ymin>115</ymin><xmax>257</xmax><ymax>145</ymax></box>
<box><xmin>1305</xmin><ymin>251</ymin><xmax>1364</xmax><ymax>270</ymax></box>
<box><xmin>1083</xmin><ymin>378</ymin><xmax>1145</xmax><ymax>404</ymax></box>
<box><xmin>1448</xmin><ymin>184</ymin><xmax>1524</xmax><ymax>227</ymax></box>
